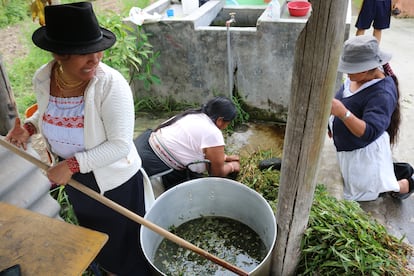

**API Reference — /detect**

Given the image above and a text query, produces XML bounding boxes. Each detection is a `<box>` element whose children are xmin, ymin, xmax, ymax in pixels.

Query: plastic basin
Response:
<box><xmin>287</xmin><ymin>1</ymin><xmax>311</xmax><ymax>17</ymax></box>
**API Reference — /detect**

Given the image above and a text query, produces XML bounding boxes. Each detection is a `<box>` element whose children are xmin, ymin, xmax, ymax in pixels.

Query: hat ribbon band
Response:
<box><xmin>45</xmin><ymin>31</ymin><xmax>103</xmax><ymax>46</ymax></box>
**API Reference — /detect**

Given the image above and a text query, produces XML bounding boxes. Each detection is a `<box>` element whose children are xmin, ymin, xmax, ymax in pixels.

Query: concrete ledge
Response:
<box><xmin>135</xmin><ymin>1</ymin><xmax>351</xmax><ymax>121</ymax></box>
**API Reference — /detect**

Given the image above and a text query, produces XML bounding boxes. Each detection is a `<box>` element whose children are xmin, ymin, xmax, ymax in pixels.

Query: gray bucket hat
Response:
<box><xmin>337</xmin><ymin>35</ymin><xmax>392</xmax><ymax>74</ymax></box>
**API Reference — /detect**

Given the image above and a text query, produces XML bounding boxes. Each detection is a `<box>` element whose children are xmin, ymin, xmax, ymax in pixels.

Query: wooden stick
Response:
<box><xmin>0</xmin><ymin>137</ymin><xmax>249</xmax><ymax>276</ymax></box>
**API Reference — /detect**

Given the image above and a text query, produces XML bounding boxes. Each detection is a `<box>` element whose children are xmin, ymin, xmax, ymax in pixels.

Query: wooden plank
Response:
<box><xmin>0</xmin><ymin>202</ymin><xmax>108</xmax><ymax>276</ymax></box>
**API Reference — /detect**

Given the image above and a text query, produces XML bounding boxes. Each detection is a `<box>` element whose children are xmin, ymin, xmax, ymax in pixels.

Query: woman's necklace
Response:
<box><xmin>54</xmin><ymin>63</ymin><xmax>88</xmax><ymax>94</ymax></box>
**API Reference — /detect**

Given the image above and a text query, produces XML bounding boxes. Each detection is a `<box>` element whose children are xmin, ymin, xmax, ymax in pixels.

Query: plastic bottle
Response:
<box><xmin>266</xmin><ymin>0</ymin><xmax>280</xmax><ymax>20</ymax></box>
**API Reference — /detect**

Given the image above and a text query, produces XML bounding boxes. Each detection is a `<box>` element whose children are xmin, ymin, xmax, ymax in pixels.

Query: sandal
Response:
<box><xmin>258</xmin><ymin>158</ymin><xmax>282</xmax><ymax>171</ymax></box>
<box><xmin>390</xmin><ymin>176</ymin><xmax>414</xmax><ymax>200</ymax></box>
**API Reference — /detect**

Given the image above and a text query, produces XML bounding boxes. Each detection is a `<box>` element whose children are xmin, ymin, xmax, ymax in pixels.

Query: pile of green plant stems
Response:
<box><xmin>237</xmin><ymin>150</ymin><xmax>413</xmax><ymax>275</ymax></box>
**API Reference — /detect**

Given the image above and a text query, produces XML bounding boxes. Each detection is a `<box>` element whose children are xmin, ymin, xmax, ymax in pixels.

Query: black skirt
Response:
<box><xmin>65</xmin><ymin>169</ymin><xmax>151</xmax><ymax>275</ymax></box>
<box><xmin>134</xmin><ymin>129</ymin><xmax>170</xmax><ymax>176</ymax></box>
<box><xmin>134</xmin><ymin>129</ymin><xmax>203</xmax><ymax>190</ymax></box>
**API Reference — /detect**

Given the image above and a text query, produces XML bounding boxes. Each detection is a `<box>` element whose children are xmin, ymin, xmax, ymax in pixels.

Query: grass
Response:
<box><xmin>0</xmin><ymin>0</ymin><xmax>29</xmax><ymax>28</ymax></box>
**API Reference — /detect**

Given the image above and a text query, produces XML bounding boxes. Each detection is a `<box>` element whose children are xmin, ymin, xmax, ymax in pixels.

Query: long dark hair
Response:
<box><xmin>154</xmin><ymin>96</ymin><xmax>237</xmax><ymax>131</ymax></box>
<box><xmin>383</xmin><ymin>63</ymin><xmax>401</xmax><ymax>145</ymax></box>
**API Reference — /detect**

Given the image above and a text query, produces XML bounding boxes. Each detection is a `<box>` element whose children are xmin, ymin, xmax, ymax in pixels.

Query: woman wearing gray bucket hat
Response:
<box><xmin>5</xmin><ymin>2</ymin><xmax>151</xmax><ymax>275</ymax></box>
<box><xmin>329</xmin><ymin>35</ymin><xmax>414</xmax><ymax>201</ymax></box>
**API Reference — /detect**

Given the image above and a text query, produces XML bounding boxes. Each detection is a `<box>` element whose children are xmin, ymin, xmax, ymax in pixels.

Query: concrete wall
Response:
<box><xmin>133</xmin><ymin>0</ymin><xmax>351</xmax><ymax>122</ymax></box>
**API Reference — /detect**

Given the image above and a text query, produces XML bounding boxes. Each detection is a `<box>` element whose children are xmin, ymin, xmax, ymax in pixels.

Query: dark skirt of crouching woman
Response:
<box><xmin>135</xmin><ymin>129</ymin><xmax>204</xmax><ymax>191</ymax></box>
<box><xmin>65</xmin><ymin>170</ymin><xmax>151</xmax><ymax>275</ymax></box>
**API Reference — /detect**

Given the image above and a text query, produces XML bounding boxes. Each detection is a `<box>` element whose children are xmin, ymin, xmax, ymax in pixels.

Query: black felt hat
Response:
<box><xmin>32</xmin><ymin>2</ymin><xmax>116</xmax><ymax>54</ymax></box>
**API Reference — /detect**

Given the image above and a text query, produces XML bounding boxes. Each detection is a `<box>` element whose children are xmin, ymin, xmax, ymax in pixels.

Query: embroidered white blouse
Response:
<box><xmin>42</xmin><ymin>95</ymin><xmax>85</xmax><ymax>159</ymax></box>
<box><xmin>26</xmin><ymin>61</ymin><xmax>141</xmax><ymax>194</ymax></box>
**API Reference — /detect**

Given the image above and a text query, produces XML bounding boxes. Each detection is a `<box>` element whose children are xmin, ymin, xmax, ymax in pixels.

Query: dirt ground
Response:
<box><xmin>0</xmin><ymin>24</ymin><xmax>28</xmax><ymax>67</ymax></box>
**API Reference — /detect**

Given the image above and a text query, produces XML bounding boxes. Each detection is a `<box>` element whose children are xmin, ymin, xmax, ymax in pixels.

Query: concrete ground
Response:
<box><xmin>318</xmin><ymin>15</ymin><xmax>414</xmax><ymax>247</ymax></box>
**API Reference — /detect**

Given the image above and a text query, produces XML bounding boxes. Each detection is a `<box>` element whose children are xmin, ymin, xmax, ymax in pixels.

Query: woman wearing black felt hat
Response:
<box><xmin>6</xmin><ymin>2</ymin><xmax>151</xmax><ymax>275</ymax></box>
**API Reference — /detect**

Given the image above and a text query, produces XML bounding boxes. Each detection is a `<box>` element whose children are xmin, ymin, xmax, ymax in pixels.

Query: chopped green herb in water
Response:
<box><xmin>154</xmin><ymin>216</ymin><xmax>267</xmax><ymax>275</ymax></box>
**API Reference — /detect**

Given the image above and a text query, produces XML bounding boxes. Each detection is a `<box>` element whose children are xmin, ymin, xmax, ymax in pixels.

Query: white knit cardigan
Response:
<box><xmin>26</xmin><ymin>61</ymin><xmax>141</xmax><ymax>194</ymax></box>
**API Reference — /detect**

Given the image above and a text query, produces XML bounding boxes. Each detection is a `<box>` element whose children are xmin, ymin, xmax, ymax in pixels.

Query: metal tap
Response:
<box><xmin>226</xmin><ymin>12</ymin><xmax>236</xmax><ymax>27</ymax></box>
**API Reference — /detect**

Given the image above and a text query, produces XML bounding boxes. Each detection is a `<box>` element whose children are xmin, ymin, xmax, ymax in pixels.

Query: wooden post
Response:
<box><xmin>0</xmin><ymin>56</ymin><xmax>18</xmax><ymax>135</ymax></box>
<box><xmin>271</xmin><ymin>0</ymin><xmax>349</xmax><ymax>275</ymax></box>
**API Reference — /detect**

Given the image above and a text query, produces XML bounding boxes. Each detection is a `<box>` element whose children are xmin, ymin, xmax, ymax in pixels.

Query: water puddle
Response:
<box><xmin>134</xmin><ymin>112</ymin><xmax>171</xmax><ymax>136</ymax></box>
<box><xmin>135</xmin><ymin>113</ymin><xmax>285</xmax><ymax>159</ymax></box>
<box><xmin>226</xmin><ymin>122</ymin><xmax>285</xmax><ymax>158</ymax></box>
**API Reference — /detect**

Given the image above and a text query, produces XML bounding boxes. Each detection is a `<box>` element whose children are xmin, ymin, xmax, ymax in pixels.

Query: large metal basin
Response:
<box><xmin>140</xmin><ymin>177</ymin><xmax>277</xmax><ymax>275</ymax></box>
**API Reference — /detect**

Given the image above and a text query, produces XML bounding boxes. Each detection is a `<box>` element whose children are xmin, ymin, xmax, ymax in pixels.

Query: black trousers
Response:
<box><xmin>65</xmin><ymin>169</ymin><xmax>151</xmax><ymax>275</ymax></box>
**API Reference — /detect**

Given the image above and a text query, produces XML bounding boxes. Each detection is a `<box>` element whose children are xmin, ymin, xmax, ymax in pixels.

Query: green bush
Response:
<box><xmin>5</xmin><ymin>1</ymin><xmax>160</xmax><ymax>118</ymax></box>
<box><xmin>0</xmin><ymin>1</ymin><xmax>29</xmax><ymax>28</ymax></box>
<box><xmin>98</xmin><ymin>12</ymin><xmax>161</xmax><ymax>89</ymax></box>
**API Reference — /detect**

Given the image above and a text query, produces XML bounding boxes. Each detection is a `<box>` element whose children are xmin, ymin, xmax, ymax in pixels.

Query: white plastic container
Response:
<box><xmin>182</xmin><ymin>0</ymin><xmax>199</xmax><ymax>15</ymax></box>
<box><xmin>266</xmin><ymin>0</ymin><xmax>280</xmax><ymax>20</ymax></box>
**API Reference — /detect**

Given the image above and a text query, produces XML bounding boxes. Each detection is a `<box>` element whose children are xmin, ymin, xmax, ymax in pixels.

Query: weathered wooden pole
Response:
<box><xmin>271</xmin><ymin>0</ymin><xmax>349</xmax><ymax>275</ymax></box>
<box><xmin>0</xmin><ymin>56</ymin><xmax>18</xmax><ymax>135</ymax></box>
